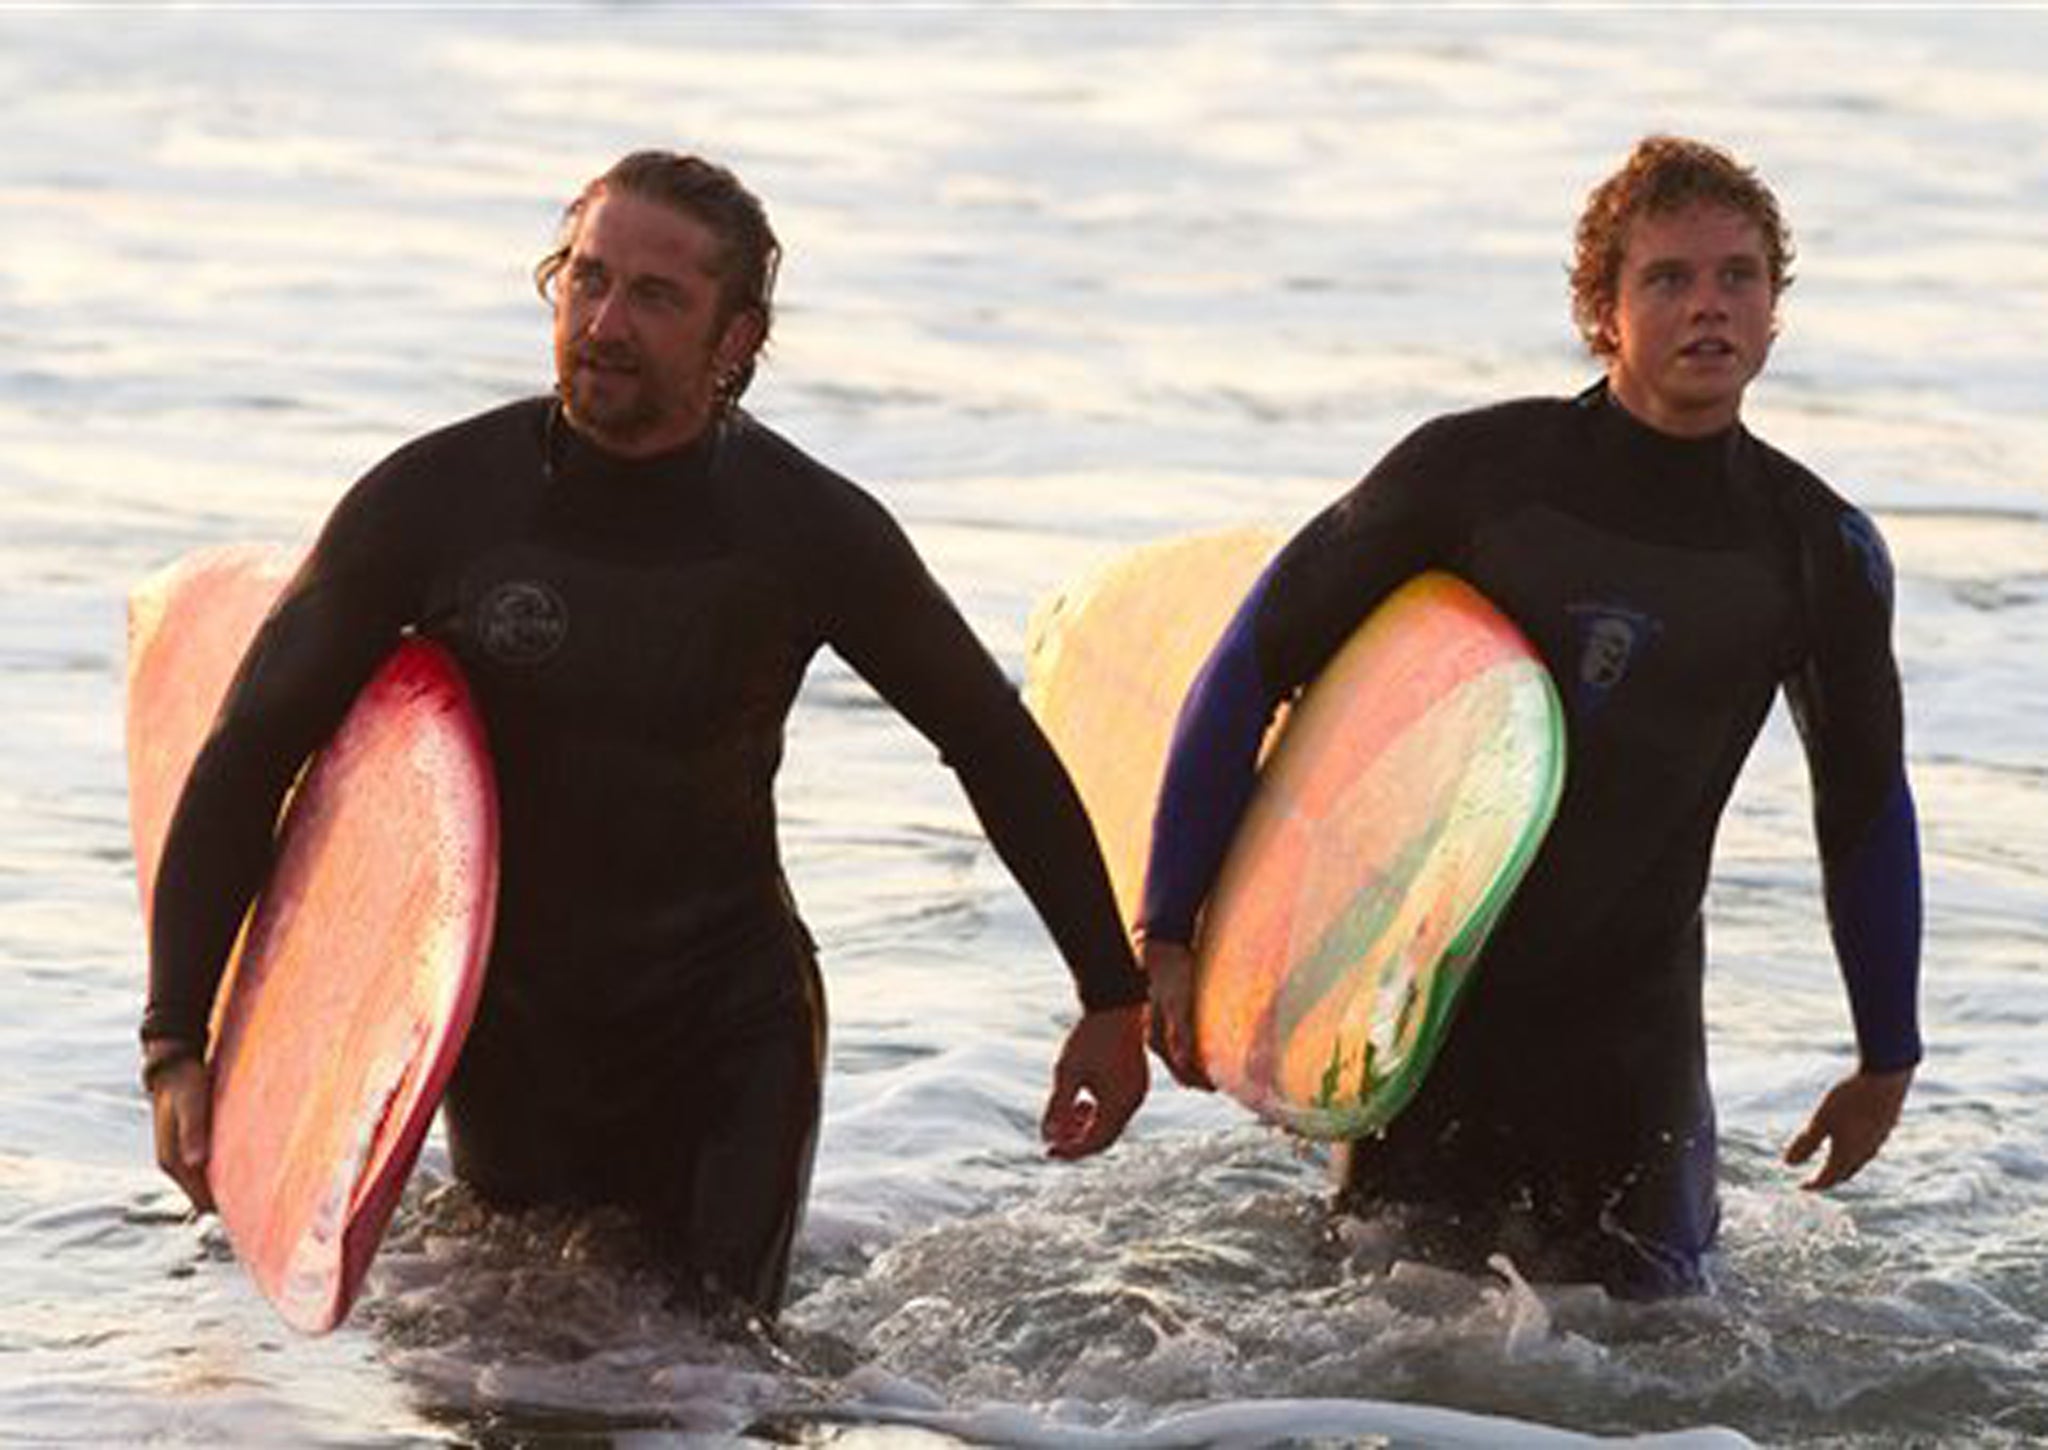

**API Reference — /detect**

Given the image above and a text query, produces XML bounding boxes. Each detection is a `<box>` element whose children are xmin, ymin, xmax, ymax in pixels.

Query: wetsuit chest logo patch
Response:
<box><xmin>479</xmin><ymin>579</ymin><xmax>569</xmax><ymax>665</ymax></box>
<box><xmin>1565</xmin><ymin>600</ymin><xmax>1661</xmax><ymax>715</ymax></box>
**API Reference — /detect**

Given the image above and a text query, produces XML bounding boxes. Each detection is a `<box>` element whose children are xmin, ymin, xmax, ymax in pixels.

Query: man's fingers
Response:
<box><xmin>1089</xmin><ymin>1078</ymin><xmax>1141</xmax><ymax>1148</ymax></box>
<box><xmin>1785</xmin><ymin>1123</ymin><xmax>1840</xmax><ymax>1190</ymax></box>
<box><xmin>1786</xmin><ymin>1117</ymin><xmax>1878</xmax><ymax>1190</ymax></box>
<box><xmin>1051</xmin><ymin>1056</ymin><xmax>1146</xmax><ymax>1158</ymax></box>
<box><xmin>1044</xmin><ymin>1083</ymin><xmax>1137</xmax><ymax>1160</ymax></box>
<box><xmin>1783</xmin><ymin>1123</ymin><xmax>1822</xmax><ymax>1166</ymax></box>
<box><xmin>176</xmin><ymin>1161</ymin><xmax>216</xmax><ymax>1214</ymax></box>
<box><xmin>1802</xmin><ymin>1145</ymin><xmax>1852</xmax><ymax>1192</ymax></box>
<box><xmin>1137</xmin><ymin>939</ymin><xmax>1213</xmax><ymax>1091</ymax></box>
<box><xmin>1041</xmin><ymin>1005</ymin><xmax>1147</xmax><ymax>1160</ymax></box>
<box><xmin>1046</xmin><ymin>1092</ymin><xmax>1122</xmax><ymax>1162</ymax></box>
<box><xmin>1808</xmin><ymin>1132</ymin><xmax>1880</xmax><ymax>1191</ymax></box>
<box><xmin>1163</xmin><ymin>1015</ymin><xmax>1212</xmax><ymax>1091</ymax></box>
<box><xmin>1144</xmin><ymin>995</ymin><xmax>1210</xmax><ymax>1090</ymax></box>
<box><xmin>178</xmin><ymin>1105</ymin><xmax>208</xmax><ymax>1168</ymax></box>
<box><xmin>151</xmin><ymin>1065</ymin><xmax>216</xmax><ymax>1214</ymax></box>
<box><xmin>1041</xmin><ymin>1087</ymin><xmax>1097</xmax><ymax>1159</ymax></box>
<box><xmin>1786</xmin><ymin>1068</ymin><xmax>1912</xmax><ymax>1192</ymax></box>
<box><xmin>181</xmin><ymin>1136</ymin><xmax>216</xmax><ymax>1214</ymax></box>
<box><xmin>156</xmin><ymin>1129</ymin><xmax>213</xmax><ymax>1212</ymax></box>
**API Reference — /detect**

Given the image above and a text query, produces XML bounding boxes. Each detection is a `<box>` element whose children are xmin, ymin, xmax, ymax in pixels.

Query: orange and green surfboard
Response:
<box><xmin>1026</xmin><ymin>528</ymin><xmax>1564</xmax><ymax>1139</ymax></box>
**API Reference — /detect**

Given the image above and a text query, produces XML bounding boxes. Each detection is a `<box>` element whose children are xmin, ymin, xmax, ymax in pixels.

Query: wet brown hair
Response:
<box><xmin>1570</xmin><ymin>135</ymin><xmax>1795</xmax><ymax>357</ymax></box>
<box><xmin>535</xmin><ymin>150</ymin><xmax>781</xmax><ymax>404</ymax></box>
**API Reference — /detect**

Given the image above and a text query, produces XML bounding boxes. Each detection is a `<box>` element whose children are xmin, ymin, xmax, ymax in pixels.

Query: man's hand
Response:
<box><xmin>1783</xmin><ymin>1065</ymin><xmax>1914</xmax><ymax>1190</ymax></box>
<box><xmin>1138</xmin><ymin>938</ymin><xmax>1212</xmax><ymax>1090</ymax></box>
<box><xmin>149</xmin><ymin>1055</ymin><xmax>216</xmax><ymax>1213</ymax></box>
<box><xmin>1040</xmin><ymin>1003</ymin><xmax>1147</xmax><ymax>1160</ymax></box>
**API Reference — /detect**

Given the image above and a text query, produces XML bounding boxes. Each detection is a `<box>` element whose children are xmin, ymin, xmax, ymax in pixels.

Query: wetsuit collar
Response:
<box><xmin>1578</xmin><ymin>378</ymin><xmax>1742</xmax><ymax>449</ymax></box>
<box><xmin>543</xmin><ymin>399</ymin><xmax>725</xmax><ymax>490</ymax></box>
<box><xmin>1577</xmin><ymin>377</ymin><xmax>1747</xmax><ymax>483</ymax></box>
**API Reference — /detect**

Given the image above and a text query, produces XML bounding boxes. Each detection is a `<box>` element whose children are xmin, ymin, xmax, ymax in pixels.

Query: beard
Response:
<box><xmin>558</xmin><ymin>343</ymin><xmax>670</xmax><ymax>449</ymax></box>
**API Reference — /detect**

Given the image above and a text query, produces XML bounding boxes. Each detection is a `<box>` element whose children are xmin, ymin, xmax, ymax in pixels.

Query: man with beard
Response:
<box><xmin>140</xmin><ymin>150</ymin><xmax>1150</xmax><ymax>1319</ymax></box>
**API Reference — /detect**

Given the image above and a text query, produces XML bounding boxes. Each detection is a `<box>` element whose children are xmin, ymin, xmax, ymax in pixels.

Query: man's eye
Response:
<box><xmin>631</xmin><ymin>281</ymin><xmax>688</xmax><ymax>313</ymax></box>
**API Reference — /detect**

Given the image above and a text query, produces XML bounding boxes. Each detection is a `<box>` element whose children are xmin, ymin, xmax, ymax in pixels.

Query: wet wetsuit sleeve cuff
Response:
<box><xmin>140</xmin><ymin>988</ymin><xmax>213</xmax><ymax>1054</ymax></box>
<box><xmin>139</xmin><ymin>1034</ymin><xmax>204</xmax><ymax>1090</ymax></box>
<box><xmin>1077</xmin><ymin>962</ymin><xmax>1150</xmax><ymax>1013</ymax></box>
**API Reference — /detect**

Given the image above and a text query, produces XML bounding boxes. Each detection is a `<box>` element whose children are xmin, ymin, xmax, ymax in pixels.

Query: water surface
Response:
<box><xmin>3</xmin><ymin>7</ymin><xmax>2045</xmax><ymax>1446</ymax></box>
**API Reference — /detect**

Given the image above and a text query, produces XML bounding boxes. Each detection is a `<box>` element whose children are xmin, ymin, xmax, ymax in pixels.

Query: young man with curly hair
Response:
<box><xmin>1139</xmin><ymin>136</ymin><xmax>1921</xmax><ymax>1297</ymax></box>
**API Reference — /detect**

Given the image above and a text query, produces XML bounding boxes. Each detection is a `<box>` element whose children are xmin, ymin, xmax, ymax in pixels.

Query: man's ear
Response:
<box><xmin>715</xmin><ymin>308</ymin><xmax>767</xmax><ymax>376</ymax></box>
<box><xmin>1593</xmin><ymin>298</ymin><xmax>1620</xmax><ymax>356</ymax></box>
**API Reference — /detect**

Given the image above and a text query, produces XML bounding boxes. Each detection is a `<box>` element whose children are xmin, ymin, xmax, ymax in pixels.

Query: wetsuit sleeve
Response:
<box><xmin>1138</xmin><ymin>421</ymin><xmax>1459</xmax><ymax>946</ymax></box>
<box><xmin>140</xmin><ymin>462</ymin><xmax>431</xmax><ymax>1051</ymax></box>
<box><xmin>1136</xmin><ymin>566</ymin><xmax>1281</xmax><ymax>945</ymax></box>
<box><xmin>1783</xmin><ymin>504</ymin><xmax>1923</xmax><ymax>1073</ymax></box>
<box><xmin>814</xmin><ymin>490</ymin><xmax>1147</xmax><ymax>1012</ymax></box>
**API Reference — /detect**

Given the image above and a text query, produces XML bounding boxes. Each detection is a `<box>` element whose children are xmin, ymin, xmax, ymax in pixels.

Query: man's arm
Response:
<box><xmin>815</xmin><ymin>487</ymin><xmax>1149</xmax><ymax>1157</ymax></box>
<box><xmin>1136</xmin><ymin>421</ymin><xmax>1461</xmax><ymax>1085</ymax></box>
<box><xmin>1782</xmin><ymin>498</ymin><xmax>1923</xmax><ymax>1188</ymax></box>
<box><xmin>142</xmin><ymin>473</ymin><xmax>424</xmax><ymax>1207</ymax></box>
<box><xmin>1134</xmin><ymin>571</ymin><xmax>1285</xmax><ymax>1088</ymax></box>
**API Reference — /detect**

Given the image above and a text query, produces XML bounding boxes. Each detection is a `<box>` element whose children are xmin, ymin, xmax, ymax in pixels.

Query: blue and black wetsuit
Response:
<box><xmin>1142</xmin><ymin>384</ymin><xmax>1921</xmax><ymax>1296</ymax></box>
<box><xmin>142</xmin><ymin>397</ymin><xmax>1146</xmax><ymax>1314</ymax></box>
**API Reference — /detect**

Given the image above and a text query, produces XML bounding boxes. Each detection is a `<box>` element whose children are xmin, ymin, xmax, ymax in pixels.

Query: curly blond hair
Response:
<box><xmin>1570</xmin><ymin>135</ymin><xmax>1795</xmax><ymax>357</ymax></box>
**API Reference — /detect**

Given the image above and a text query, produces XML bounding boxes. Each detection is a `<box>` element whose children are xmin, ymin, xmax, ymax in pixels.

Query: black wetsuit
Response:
<box><xmin>143</xmin><ymin>397</ymin><xmax>1146</xmax><ymax>1313</ymax></box>
<box><xmin>1142</xmin><ymin>385</ymin><xmax>1921</xmax><ymax>1296</ymax></box>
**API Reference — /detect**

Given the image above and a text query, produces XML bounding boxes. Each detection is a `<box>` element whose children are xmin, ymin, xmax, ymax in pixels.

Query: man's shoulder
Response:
<box><xmin>724</xmin><ymin>411</ymin><xmax>844</xmax><ymax>481</ymax></box>
<box><xmin>1402</xmin><ymin>393</ymin><xmax>1583</xmax><ymax>457</ymax></box>
<box><xmin>360</xmin><ymin>397</ymin><xmax>549</xmax><ymax>491</ymax></box>
<box><xmin>324</xmin><ymin>398</ymin><xmax>547</xmax><ymax>544</ymax></box>
<box><xmin>1742</xmin><ymin>427</ymin><xmax>1852</xmax><ymax>513</ymax></box>
<box><xmin>719</xmin><ymin>413</ymin><xmax>941</xmax><ymax>608</ymax></box>
<box><xmin>720</xmin><ymin>411</ymin><xmax>895</xmax><ymax>521</ymax></box>
<box><xmin>1740</xmin><ymin>427</ymin><xmax>1897</xmax><ymax>605</ymax></box>
<box><xmin>400</xmin><ymin>396</ymin><xmax>549</xmax><ymax>463</ymax></box>
<box><xmin>1452</xmin><ymin>393</ymin><xmax>1581</xmax><ymax>432</ymax></box>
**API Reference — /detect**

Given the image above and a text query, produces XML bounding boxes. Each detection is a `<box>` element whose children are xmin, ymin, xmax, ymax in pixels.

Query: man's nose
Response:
<box><xmin>585</xmin><ymin>289</ymin><xmax>631</xmax><ymax>340</ymax></box>
<box><xmin>1693</xmin><ymin>276</ymin><xmax>1734</xmax><ymax>318</ymax></box>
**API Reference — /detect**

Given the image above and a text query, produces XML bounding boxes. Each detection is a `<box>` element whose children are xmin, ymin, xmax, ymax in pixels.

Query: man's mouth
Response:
<box><xmin>579</xmin><ymin>347</ymin><xmax>640</xmax><ymax>377</ymax></box>
<box><xmin>1680</xmin><ymin>337</ymin><xmax>1736</xmax><ymax>360</ymax></box>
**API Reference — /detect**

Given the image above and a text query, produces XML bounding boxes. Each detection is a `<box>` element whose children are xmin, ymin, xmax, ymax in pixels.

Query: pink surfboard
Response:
<box><xmin>127</xmin><ymin>544</ymin><xmax>498</xmax><ymax>1333</ymax></box>
<box><xmin>1027</xmin><ymin>529</ymin><xmax>1563</xmax><ymax>1139</ymax></box>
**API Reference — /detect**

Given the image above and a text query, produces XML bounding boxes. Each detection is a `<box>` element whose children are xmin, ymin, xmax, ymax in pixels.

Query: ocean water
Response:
<box><xmin>3</xmin><ymin>5</ymin><xmax>2045</xmax><ymax>1446</ymax></box>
